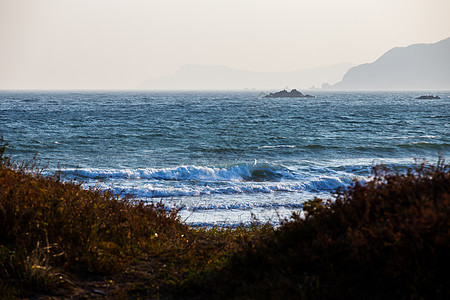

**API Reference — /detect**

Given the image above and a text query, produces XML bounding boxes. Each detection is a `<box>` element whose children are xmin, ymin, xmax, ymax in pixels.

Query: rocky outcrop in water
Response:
<box><xmin>264</xmin><ymin>89</ymin><xmax>315</xmax><ymax>98</ymax></box>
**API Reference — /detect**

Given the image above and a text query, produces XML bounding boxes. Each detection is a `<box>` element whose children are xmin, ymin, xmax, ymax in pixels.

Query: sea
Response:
<box><xmin>1</xmin><ymin>91</ymin><xmax>449</xmax><ymax>226</ymax></box>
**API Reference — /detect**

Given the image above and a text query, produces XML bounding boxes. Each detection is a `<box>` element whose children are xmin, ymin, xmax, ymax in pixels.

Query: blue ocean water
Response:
<box><xmin>1</xmin><ymin>91</ymin><xmax>449</xmax><ymax>225</ymax></box>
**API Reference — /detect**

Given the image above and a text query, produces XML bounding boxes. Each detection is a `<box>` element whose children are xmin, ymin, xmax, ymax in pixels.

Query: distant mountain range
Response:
<box><xmin>138</xmin><ymin>63</ymin><xmax>354</xmax><ymax>90</ymax></box>
<box><xmin>332</xmin><ymin>37</ymin><xmax>450</xmax><ymax>90</ymax></box>
<box><xmin>139</xmin><ymin>38</ymin><xmax>450</xmax><ymax>91</ymax></box>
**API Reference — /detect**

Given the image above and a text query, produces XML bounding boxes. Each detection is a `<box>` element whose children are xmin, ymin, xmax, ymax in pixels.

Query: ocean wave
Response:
<box><xmin>304</xmin><ymin>144</ymin><xmax>328</xmax><ymax>149</ymax></box>
<box><xmin>398</xmin><ymin>142</ymin><xmax>449</xmax><ymax>150</ymax></box>
<box><xmin>386</xmin><ymin>135</ymin><xmax>440</xmax><ymax>139</ymax></box>
<box><xmin>198</xmin><ymin>147</ymin><xmax>246</xmax><ymax>153</ymax></box>
<box><xmin>86</xmin><ymin>173</ymin><xmax>354</xmax><ymax>199</ymax></box>
<box><xmin>56</xmin><ymin>160</ymin><xmax>392</xmax><ymax>199</ymax></box>
<box><xmin>178</xmin><ymin>200</ymin><xmax>305</xmax><ymax>212</ymax></box>
<box><xmin>61</xmin><ymin>162</ymin><xmax>297</xmax><ymax>183</ymax></box>
<box><xmin>258</xmin><ymin>145</ymin><xmax>296</xmax><ymax>149</ymax></box>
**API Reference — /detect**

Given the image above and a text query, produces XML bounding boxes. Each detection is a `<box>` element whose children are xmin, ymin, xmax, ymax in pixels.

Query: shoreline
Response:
<box><xmin>1</xmin><ymin>144</ymin><xmax>448</xmax><ymax>298</ymax></box>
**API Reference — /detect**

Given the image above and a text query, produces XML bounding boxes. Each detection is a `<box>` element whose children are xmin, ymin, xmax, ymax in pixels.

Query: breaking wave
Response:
<box><xmin>62</xmin><ymin>162</ymin><xmax>296</xmax><ymax>182</ymax></box>
<box><xmin>59</xmin><ymin>162</ymin><xmax>359</xmax><ymax>198</ymax></box>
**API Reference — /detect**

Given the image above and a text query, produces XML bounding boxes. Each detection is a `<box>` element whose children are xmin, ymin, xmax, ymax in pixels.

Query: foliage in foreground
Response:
<box><xmin>196</xmin><ymin>160</ymin><xmax>450</xmax><ymax>299</ymax></box>
<box><xmin>0</xmin><ymin>141</ymin><xmax>271</xmax><ymax>298</ymax></box>
<box><xmin>1</xmin><ymin>136</ymin><xmax>449</xmax><ymax>299</ymax></box>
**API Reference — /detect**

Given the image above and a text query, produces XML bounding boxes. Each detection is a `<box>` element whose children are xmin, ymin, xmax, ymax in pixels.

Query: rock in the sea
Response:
<box><xmin>265</xmin><ymin>89</ymin><xmax>315</xmax><ymax>98</ymax></box>
<box><xmin>415</xmin><ymin>95</ymin><xmax>441</xmax><ymax>99</ymax></box>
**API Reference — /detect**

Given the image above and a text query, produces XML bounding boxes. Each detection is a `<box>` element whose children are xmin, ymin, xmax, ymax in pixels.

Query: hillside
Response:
<box><xmin>332</xmin><ymin>37</ymin><xmax>450</xmax><ymax>90</ymax></box>
<box><xmin>138</xmin><ymin>63</ymin><xmax>353</xmax><ymax>90</ymax></box>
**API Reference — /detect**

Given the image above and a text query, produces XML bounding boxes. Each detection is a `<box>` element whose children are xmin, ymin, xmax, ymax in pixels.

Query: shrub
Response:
<box><xmin>200</xmin><ymin>160</ymin><xmax>450</xmax><ymax>299</ymax></box>
<box><xmin>0</xmin><ymin>138</ymin><xmax>189</xmax><ymax>295</ymax></box>
<box><xmin>4</xmin><ymin>134</ymin><xmax>447</xmax><ymax>299</ymax></box>
<box><xmin>0</xmin><ymin>138</ymin><xmax>272</xmax><ymax>298</ymax></box>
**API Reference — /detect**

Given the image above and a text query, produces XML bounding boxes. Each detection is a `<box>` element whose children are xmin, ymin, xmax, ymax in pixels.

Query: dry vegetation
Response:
<box><xmin>0</xmin><ymin>140</ymin><xmax>272</xmax><ymax>298</ymax></box>
<box><xmin>197</xmin><ymin>159</ymin><xmax>450</xmax><ymax>299</ymax></box>
<box><xmin>0</xmin><ymin>137</ymin><xmax>449</xmax><ymax>299</ymax></box>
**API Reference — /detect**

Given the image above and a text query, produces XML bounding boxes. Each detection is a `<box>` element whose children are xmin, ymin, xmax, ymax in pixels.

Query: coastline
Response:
<box><xmin>1</xmin><ymin>143</ymin><xmax>448</xmax><ymax>298</ymax></box>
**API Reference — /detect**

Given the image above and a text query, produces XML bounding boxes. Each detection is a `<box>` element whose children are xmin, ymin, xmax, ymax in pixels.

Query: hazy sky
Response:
<box><xmin>1</xmin><ymin>0</ymin><xmax>449</xmax><ymax>90</ymax></box>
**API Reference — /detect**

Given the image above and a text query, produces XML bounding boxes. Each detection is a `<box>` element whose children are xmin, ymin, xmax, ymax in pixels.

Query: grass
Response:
<box><xmin>1</xmin><ymin>138</ymin><xmax>449</xmax><ymax>298</ymax></box>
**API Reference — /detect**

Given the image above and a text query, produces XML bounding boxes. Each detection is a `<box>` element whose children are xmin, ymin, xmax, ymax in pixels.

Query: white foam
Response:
<box><xmin>57</xmin><ymin>161</ymin><xmax>379</xmax><ymax>202</ymax></box>
<box><xmin>62</xmin><ymin>162</ymin><xmax>296</xmax><ymax>182</ymax></box>
<box><xmin>258</xmin><ymin>145</ymin><xmax>297</xmax><ymax>149</ymax></box>
<box><xmin>386</xmin><ymin>135</ymin><xmax>440</xmax><ymax>140</ymax></box>
<box><xmin>86</xmin><ymin>173</ymin><xmax>353</xmax><ymax>199</ymax></box>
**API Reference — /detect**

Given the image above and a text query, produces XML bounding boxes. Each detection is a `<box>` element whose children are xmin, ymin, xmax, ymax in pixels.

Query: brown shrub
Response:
<box><xmin>0</xmin><ymin>138</ymin><xmax>272</xmax><ymax>298</ymax></box>
<box><xmin>201</xmin><ymin>160</ymin><xmax>450</xmax><ymax>299</ymax></box>
<box><xmin>0</xmin><ymin>138</ymin><xmax>190</xmax><ymax>296</ymax></box>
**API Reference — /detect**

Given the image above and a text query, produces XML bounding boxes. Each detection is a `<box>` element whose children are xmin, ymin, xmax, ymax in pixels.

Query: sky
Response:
<box><xmin>1</xmin><ymin>0</ymin><xmax>449</xmax><ymax>90</ymax></box>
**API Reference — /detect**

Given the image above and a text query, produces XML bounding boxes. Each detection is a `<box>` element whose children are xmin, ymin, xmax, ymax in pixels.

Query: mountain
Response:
<box><xmin>332</xmin><ymin>37</ymin><xmax>450</xmax><ymax>90</ymax></box>
<box><xmin>138</xmin><ymin>63</ymin><xmax>354</xmax><ymax>90</ymax></box>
